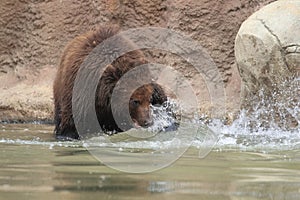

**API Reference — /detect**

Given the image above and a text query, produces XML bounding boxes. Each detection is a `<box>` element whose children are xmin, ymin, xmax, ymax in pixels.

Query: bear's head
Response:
<box><xmin>129</xmin><ymin>84</ymin><xmax>154</xmax><ymax>128</ymax></box>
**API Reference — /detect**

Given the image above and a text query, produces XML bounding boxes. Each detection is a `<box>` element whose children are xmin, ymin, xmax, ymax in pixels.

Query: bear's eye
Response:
<box><xmin>130</xmin><ymin>99</ymin><xmax>140</xmax><ymax>106</ymax></box>
<box><xmin>149</xmin><ymin>96</ymin><xmax>153</xmax><ymax>103</ymax></box>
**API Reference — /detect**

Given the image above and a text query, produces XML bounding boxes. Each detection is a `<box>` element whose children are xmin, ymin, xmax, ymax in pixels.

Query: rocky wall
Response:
<box><xmin>0</xmin><ymin>0</ymin><xmax>276</xmax><ymax>122</ymax></box>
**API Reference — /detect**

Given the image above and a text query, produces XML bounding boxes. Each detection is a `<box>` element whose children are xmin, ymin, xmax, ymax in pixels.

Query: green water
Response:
<box><xmin>0</xmin><ymin>124</ymin><xmax>300</xmax><ymax>200</ymax></box>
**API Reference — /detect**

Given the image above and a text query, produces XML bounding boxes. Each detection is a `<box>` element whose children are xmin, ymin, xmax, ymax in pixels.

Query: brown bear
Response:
<box><xmin>53</xmin><ymin>25</ymin><xmax>167</xmax><ymax>140</ymax></box>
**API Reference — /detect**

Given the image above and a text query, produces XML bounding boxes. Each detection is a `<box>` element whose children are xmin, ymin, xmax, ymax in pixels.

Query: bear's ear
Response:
<box><xmin>105</xmin><ymin>64</ymin><xmax>115</xmax><ymax>71</ymax></box>
<box><xmin>126</xmin><ymin>56</ymin><xmax>147</xmax><ymax>69</ymax></box>
<box><xmin>151</xmin><ymin>83</ymin><xmax>167</xmax><ymax>105</ymax></box>
<box><xmin>105</xmin><ymin>64</ymin><xmax>121</xmax><ymax>80</ymax></box>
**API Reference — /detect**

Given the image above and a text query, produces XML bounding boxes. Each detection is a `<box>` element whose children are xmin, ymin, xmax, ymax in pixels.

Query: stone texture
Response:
<box><xmin>0</xmin><ymin>0</ymin><xmax>275</xmax><ymax>122</ymax></box>
<box><xmin>235</xmin><ymin>0</ymin><xmax>300</xmax><ymax>129</ymax></box>
<box><xmin>235</xmin><ymin>0</ymin><xmax>300</xmax><ymax>102</ymax></box>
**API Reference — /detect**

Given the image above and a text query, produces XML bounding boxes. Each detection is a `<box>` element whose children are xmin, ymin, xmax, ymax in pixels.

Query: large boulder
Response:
<box><xmin>235</xmin><ymin>0</ymin><xmax>300</xmax><ymax>130</ymax></box>
<box><xmin>235</xmin><ymin>0</ymin><xmax>300</xmax><ymax>101</ymax></box>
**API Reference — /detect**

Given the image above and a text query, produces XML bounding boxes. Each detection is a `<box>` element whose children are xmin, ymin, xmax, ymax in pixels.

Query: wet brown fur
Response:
<box><xmin>53</xmin><ymin>25</ymin><xmax>167</xmax><ymax>139</ymax></box>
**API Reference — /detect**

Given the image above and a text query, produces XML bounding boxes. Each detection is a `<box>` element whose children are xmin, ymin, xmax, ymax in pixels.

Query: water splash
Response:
<box><xmin>215</xmin><ymin>76</ymin><xmax>300</xmax><ymax>149</ymax></box>
<box><xmin>0</xmin><ymin>76</ymin><xmax>298</xmax><ymax>152</ymax></box>
<box><xmin>147</xmin><ymin>98</ymin><xmax>179</xmax><ymax>132</ymax></box>
<box><xmin>253</xmin><ymin>78</ymin><xmax>298</xmax><ymax>131</ymax></box>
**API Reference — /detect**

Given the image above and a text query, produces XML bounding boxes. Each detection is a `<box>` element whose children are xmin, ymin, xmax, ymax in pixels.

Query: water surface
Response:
<box><xmin>0</xmin><ymin>123</ymin><xmax>299</xmax><ymax>200</ymax></box>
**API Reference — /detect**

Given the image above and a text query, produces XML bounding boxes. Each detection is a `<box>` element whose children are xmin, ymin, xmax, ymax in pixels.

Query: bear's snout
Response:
<box><xmin>141</xmin><ymin>117</ymin><xmax>153</xmax><ymax>128</ymax></box>
<box><xmin>144</xmin><ymin>119</ymin><xmax>153</xmax><ymax>127</ymax></box>
<box><xmin>132</xmin><ymin>107</ymin><xmax>153</xmax><ymax>128</ymax></box>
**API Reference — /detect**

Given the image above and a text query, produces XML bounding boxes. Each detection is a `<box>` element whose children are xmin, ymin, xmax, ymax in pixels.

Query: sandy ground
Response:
<box><xmin>0</xmin><ymin>66</ymin><xmax>55</xmax><ymax>122</ymax></box>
